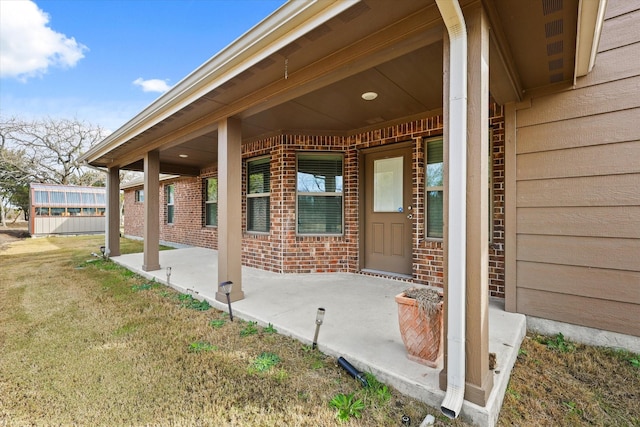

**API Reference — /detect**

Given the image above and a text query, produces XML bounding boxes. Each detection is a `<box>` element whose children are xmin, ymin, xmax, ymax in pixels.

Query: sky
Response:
<box><xmin>0</xmin><ymin>0</ymin><xmax>286</xmax><ymax>132</ymax></box>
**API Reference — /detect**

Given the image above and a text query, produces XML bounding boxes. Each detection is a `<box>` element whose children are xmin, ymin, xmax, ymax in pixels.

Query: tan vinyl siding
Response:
<box><xmin>512</xmin><ymin>0</ymin><xmax>640</xmax><ymax>337</ymax></box>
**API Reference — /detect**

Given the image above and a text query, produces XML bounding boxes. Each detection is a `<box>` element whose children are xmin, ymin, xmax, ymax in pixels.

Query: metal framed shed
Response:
<box><xmin>29</xmin><ymin>183</ymin><xmax>106</xmax><ymax>236</ymax></box>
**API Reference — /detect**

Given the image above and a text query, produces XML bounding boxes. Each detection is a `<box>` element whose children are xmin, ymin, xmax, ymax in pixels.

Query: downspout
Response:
<box><xmin>436</xmin><ymin>0</ymin><xmax>467</xmax><ymax>420</ymax></box>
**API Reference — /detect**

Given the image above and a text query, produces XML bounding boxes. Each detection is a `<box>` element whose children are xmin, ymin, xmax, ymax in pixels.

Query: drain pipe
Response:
<box><xmin>435</xmin><ymin>0</ymin><xmax>467</xmax><ymax>420</ymax></box>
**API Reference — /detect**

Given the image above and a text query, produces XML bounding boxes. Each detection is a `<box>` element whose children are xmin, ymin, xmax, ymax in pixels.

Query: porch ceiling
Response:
<box><xmin>85</xmin><ymin>0</ymin><xmax>581</xmax><ymax>175</ymax></box>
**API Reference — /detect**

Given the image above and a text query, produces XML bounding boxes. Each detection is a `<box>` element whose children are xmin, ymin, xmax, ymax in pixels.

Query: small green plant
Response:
<box><xmin>329</xmin><ymin>392</ymin><xmax>365</xmax><ymax>422</ymax></box>
<box><xmin>506</xmin><ymin>387</ymin><xmax>521</xmax><ymax>400</ymax></box>
<box><xmin>536</xmin><ymin>333</ymin><xmax>575</xmax><ymax>353</ymax></box>
<box><xmin>250</xmin><ymin>352</ymin><xmax>280</xmax><ymax>372</ymax></box>
<box><xmin>274</xmin><ymin>368</ymin><xmax>288</xmax><ymax>382</ymax></box>
<box><xmin>363</xmin><ymin>372</ymin><xmax>391</xmax><ymax>404</ymax></box>
<box><xmin>179</xmin><ymin>294</ymin><xmax>211</xmax><ymax>311</ymax></box>
<box><xmin>563</xmin><ymin>401</ymin><xmax>583</xmax><ymax>416</ymax></box>
<box><xmin>188</xmin><ymin>341</ymin><xmax>217</xmax><ymax>352</ymax></box>
<box><xmin>629</xmin><ymin>357</ymin><xmax>639</xmax><ymax>368</ymax></box>
<box><xmin>263</xmin><ymin>323</ymin><xmax>278</xmax><ymax>334</ymax></box>
<box><xmin>209</xmin><ymin>319</ymin><xmax>226</xmax><ymax>329</ymax></box>
<box><xmin>131</xmin><ymin>282</ymin><xmax>159</xmax><ymax>292</ymax></box>
<box><xmin>240</xmin><ymin>321</ymin><xmax>259</xmax><ymax>337</ymax></box>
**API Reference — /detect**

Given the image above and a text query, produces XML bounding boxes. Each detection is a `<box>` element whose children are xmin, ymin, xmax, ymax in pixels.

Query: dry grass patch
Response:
<box><xmin>498</xmin><ymin>334</ymin><xmax>639</xmax><ymax>426</ymax></box>
<box><xmin>1</xmin><ymin>234</ymin><xmax>637</xmax><ymax>426</ymax></box>
<box><xmin>0</xmin><ymin>235</ymin><xmax>435</xmax><ymax>426</ymax></box>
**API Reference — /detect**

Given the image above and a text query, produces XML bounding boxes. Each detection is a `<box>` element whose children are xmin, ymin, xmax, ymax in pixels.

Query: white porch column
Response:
<box><xmin>216</xmin><ymin>117</ymin><xmax>244</xmax><ymax>302</ymax></box>
<box><xmin>105</xmin><ymin>166</ymin><xmax>121</xmax><ymax>257</ymax></box>
<box><xmin>464</xmin><ymin>2</ymin><xmax>492</xmax><ymax>406</ymax></box>
<box><xmin>143</xmin><ymin>150</ymin><xmax>161</xmax><ymax>271</ymax></box>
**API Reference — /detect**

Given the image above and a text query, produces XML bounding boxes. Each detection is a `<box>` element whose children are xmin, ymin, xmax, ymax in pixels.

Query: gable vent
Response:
<box><xmin>542</xmin><ymin>0</ymin><xmax>563</xmax><ymax>16</ymax></box>
<box><xmin>545</xmin><ymin>19</ymin><xmax>563</xmax><ymax>38</ymax></box>
<box><xmin>546</xmin><ymin>40</ymin><xmax>563</xmax><ymax>56</ymax></box>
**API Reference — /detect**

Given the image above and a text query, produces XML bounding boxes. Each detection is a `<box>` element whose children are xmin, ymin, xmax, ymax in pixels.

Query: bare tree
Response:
<box><xmin>0</xmin><ymin>116</ymin><xmax>107</xmax><ymax>226</ymax></box>
<box><xmin>1</xmin><ymin>116</ymin><xmax>105</xmax><ymax>185</ymax></box>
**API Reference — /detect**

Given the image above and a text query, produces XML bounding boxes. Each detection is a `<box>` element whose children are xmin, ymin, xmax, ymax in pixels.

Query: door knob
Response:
<box><xmin>407</xmin><ymin>214</ymin><xmax>413</xmax><ymax>219</ymax></box>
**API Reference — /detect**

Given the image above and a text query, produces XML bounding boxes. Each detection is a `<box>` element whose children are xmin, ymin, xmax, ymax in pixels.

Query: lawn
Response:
<box><xmin>1</xmin><ymin>234</ymin><xmax>638</xmax><ymax>426</ymax></box>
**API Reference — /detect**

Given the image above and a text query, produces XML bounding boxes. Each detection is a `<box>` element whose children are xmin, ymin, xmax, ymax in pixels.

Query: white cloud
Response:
<box><xmin>0</xmin><ymin>0</ymin><xmax>87</xmax><ymax>80</ymax></box>
<box><xmin>133</xmin><ymin>77</ymin><xmax>172</xmax><ymax>93</ymax></box>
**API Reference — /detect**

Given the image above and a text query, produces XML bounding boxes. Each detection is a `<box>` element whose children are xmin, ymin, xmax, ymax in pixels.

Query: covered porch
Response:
<box><xmin>79</xmin><ymin>0</ymin><xmax>606</xmax><ymax>423</ymax></box>
<box><xmin>112</xmin><ymin>246</ymin><xmax>526</xmax><ymax>426</ymax></box>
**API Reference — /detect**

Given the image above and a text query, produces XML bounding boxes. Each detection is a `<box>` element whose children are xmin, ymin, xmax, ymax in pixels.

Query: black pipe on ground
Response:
<box><xmin>337</xmin><ymin>357</ymin><xmax>368</xmax><ymax>387</ymax></box>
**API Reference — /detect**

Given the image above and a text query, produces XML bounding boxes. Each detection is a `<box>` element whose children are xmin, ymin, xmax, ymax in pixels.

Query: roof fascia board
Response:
<box><xmin>81</xmin><ymin>0</ymin><xmax>360</xmax><ymax>164</ymax></box>
<box><xmin>574</xmin><ymin>0</ymin><xmax>608</xmax><ymax>80</ymax></box>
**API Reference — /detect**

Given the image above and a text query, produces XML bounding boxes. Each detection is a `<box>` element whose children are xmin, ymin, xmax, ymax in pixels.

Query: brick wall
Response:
<box><xmin>122</xmin><ymin>107</ymin><xmax>506</xmax><ymax>297</ymax></box>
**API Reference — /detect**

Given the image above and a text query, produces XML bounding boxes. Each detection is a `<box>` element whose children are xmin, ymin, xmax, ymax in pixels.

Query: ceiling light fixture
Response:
<box><xmin>179</xmin><ymin>154</ymin><xmax>188</xmax><ymax>158</ymax></box>
<box><xmin>361</xmin><ymin>91</ymin><xmax>378</xmax><ymax>101</ymax></box>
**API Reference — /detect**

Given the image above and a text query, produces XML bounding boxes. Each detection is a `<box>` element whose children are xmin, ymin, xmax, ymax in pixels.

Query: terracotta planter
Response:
<box><xmin>395</xmin><ymin>292</ymin><xmax>443</xmax><ymax>367</ymax></box>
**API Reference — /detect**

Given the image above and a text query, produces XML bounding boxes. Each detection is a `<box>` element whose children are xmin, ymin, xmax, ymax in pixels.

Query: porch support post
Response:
<box><xmin>105</xmin><ymin>166</ymin><xmax>121</xmax><ymax>257</ymax></box>
<box><xmin>464</xmin><ymin>2</ymin><xmax>492</xmax><ymax>406</ymax></box>
<box><xmin>216</xmin><ymin>117</ymin><xmax>244</xmax><ymax>302</ymax></box>
<box><xmin>142</xmin><ymin>150</ymin><xmax>161</xmax><ymax>271</ymax></box>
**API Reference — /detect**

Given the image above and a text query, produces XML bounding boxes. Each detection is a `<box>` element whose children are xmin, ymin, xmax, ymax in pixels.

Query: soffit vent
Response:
<box><xmin>548</xmin><ymin>58</ymin><xmax>564</xmax><ymax>71</ymax></box>
<box><xmin>203</xmin><ymin>90</ymin><xmax>220</xmax><ymax>100</ymax></box>
<box><xmin>542</xmin><ymin>0</ymin><xmax>563</xmax><ymax>16</ymax></box>
<box><xmin>545</xmin><ymin>19</ymin><xmax>563</xmax><ymax>38</ymax></box>
<box><xmin>237</xmin><ymin>70</ymin><xmax>255</xmax><ymax>81</ymax></box>
<box><xmin>278</xmin><ymin>42</ymin><xmax>302</xmax><ymax>58</ymax></box>
<box><xmin>305</xmin><ymin>24</ymin><xmax>332</xmax><ymax>42</ymax></box>
<box><xmin>338</xmin><ymin>1</ymin><xmax>371</xmax><ymax>23</ymax></box>
<box><xmin>549</xmin><ymin>72</ymin><xmax>564</xmax><ymax>83</ymax></box>
<box><xmin>219</xmin><ymin>81</ymin><xmax>236</xmax><ymax>91</ymax></box>
<box><xmin>546</xmin><ymin>40</ymin><xmax>564</xmax><ymax>56</ymax></box>
<box><xmin>255</xmin><ymin>57</ymin><xmax>275</xmax><ymax>70</ymax></box>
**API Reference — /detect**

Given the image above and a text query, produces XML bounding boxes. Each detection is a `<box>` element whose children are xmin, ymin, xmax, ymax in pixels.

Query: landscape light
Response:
<box><xmin>312</xmin><ymin>307</ymin><xmax>325</xmax><ymax>350</ymax></box>
<box><xmin>166</xmin><ymin>267</ymin><xmax>172</xmax><ymax>285</ymax></box>
<box><xmin>219</xmin><ymin>281</ymin><xmax>234</xmax><ymax>321</ymax></box>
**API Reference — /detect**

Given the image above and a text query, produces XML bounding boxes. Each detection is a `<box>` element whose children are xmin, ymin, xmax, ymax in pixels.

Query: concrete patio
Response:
<box><xmin>112</xmin><ymin>246</ymin><xmax>526</xmax><ymax>427</ymax></box>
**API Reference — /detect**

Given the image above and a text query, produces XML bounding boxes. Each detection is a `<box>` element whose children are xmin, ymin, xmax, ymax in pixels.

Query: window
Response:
<box><xmin>296</xmin><ymin>153</ymin><xmax>343</xmax><ymax>235</ymax></box>
<box><xmin>34</xmin><ymin>191</ymin><xmax>48</xmax><ymax>204</ymax></box>
<box><xmin>50</xmin><ymin>191</ymin><xmax>65</xmax><ymax>204</ymax></box>
<box><xmin>135</xmin><ymin>189</ymin><xmax>144</xmax><ymax>203</ymax></box>
<box><xmin>82</xmin><ymin>193</ymin><xmax>95</xmax><ymax>204</ymax></box>
<box><xmin>204</xmin><ymin>178</ymin><xmax>217</xmax><ymax>226</ymax></box>
<box><xmin>95</xmin><ymin>193</ymin><xmax>105</xmax><ymax>204</ymax></box>
<box><xmin>66</xmin><ymin>192</ymin><xmax>81</xmax><ymax>204</ymax></box>
<box><xmin>166</xmin><ymin>184</ymin><xmax>175</xmax><ymax>224</ymax></box>
<box><xmin>425</xmin><ymin>138</ymin><xmax>443</xmax><ymax>239</ymax></box>
<box><xmin>50</xmin><ymin>207</ymin><xmax>65</xmax><ymax>216</ymax></box>
<box><xmin>247</xmin><ymin>157</ymin><xmax>270</xmax><ymax>232</ymax></box>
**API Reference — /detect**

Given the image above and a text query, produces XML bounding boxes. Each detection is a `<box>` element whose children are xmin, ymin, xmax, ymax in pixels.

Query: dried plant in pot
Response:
<box><xmin>395</xmin><ymin>287</ymin><xmax>444</xmax><ymax>367</ymax></box>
